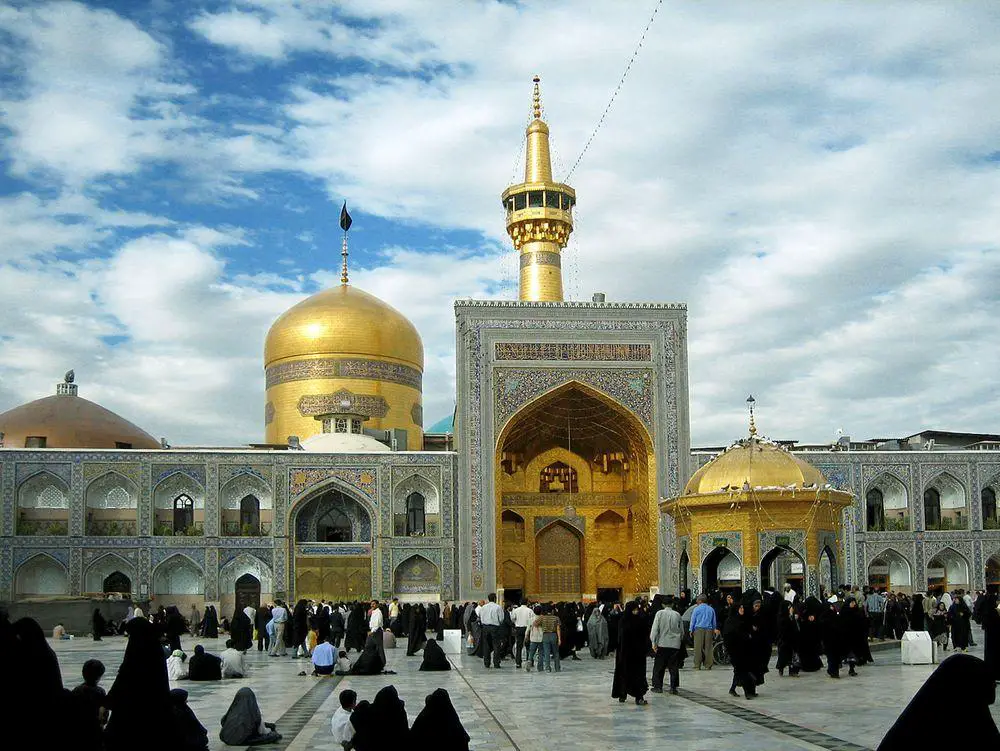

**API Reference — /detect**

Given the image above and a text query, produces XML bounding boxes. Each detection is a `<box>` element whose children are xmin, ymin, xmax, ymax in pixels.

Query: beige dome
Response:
<box><xmin>0</xmin><ymin>384</ymin><xmax>159</xmax><ymax>450</ymax></box>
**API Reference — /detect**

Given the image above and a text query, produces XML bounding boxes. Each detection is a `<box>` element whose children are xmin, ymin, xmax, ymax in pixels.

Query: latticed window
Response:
<box><xmin>106</xmin><ymin>486</ymin><xmax>131</xmax><ymax>509</ymax></box>
<box><xmin>173</xmin><ymin>494</ymin><xmax>194</xmax><ymax>533</ymax></box>
<box><xmin>335</xmin><ymin>418</ymin><xmax>348</xmax><ymax>433</ymax></box>
<box><xmin>406</xmin><ymin>492</ymin><xmax>425</xmax><ymax>536</ymax></box>
<box><xmin>539</xmin><ymin>461</ymin><xmax>578</xmax><ymax>493</ymax></box>
<box><xmin>37</xmin><ymin>485</ymin><xmax>67</xmax><ymax>509</ymax></box>
<box><xmin>351</xmin><ymin>419</ymin><xmax>362</xmax><ymax>434</ymax></box>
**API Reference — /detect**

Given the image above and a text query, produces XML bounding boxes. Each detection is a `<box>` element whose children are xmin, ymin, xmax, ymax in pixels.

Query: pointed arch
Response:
<box><xmin>501</xmin><ymin>559</ymin><xmax>526</xmax><ymax>590</ymax></box>
<box><xmin>925</xmin><ymin>546</ymin><xmax>970</xmax><ymax>593</ymax></box>
<box><xmin>153</xmin><ymin>472</ymin><xmax>204</xmax><ymax>510</ymax></box>
<box><xmin>865</xmin><ymin>472</ymin><xmax>908</xmax><ymax>530</ymax></box>
<box><xmin>535</xmin><ymin>519</ymin><xmax>583</xmax><ymax>598</ymax></box>
<box><xmin>84</xmin><ymin>552</ymin><xmax>137</xmax><ymax>593</ymax></box>
<box><xmin>219</xmin><ymin>553</ymin><xmax>273</xmax><ymax>595</ymax></box>
<box><xmin>17</xmin><ymin>471</ymin><xmax>69</xmax><ymax>509</ymax></box>
<box><xmin>596</xmin><ymin>557</ymin><xmax>626</xmax><ymax>589</ymax></box>
<box><xmin>152</xmin><ymin>553</ymin><xmax>205</xmax><ymax>595</ymax></box>
<box><xmin>393</xmin><ymin>554</ymin><xmax>440</xmax><ymax>594</ymax></box>
<box><xmin>220</xmin><ymin>472</ymin><xmax>272</xmax><ymax>510</ymax></box>
<box><xmin>594</xmin><ymin>509</ymin><xmax>626</xmax><ymax>542</ymax></box>
<box><xmin>85</xmin><ymin>471</ymin><xmax>139</xmax><ymax>509</ymax></box>
<box><xmin>867</xmin><ymin>547</ymin><xmax>912</xmax><ymax>592</ymax></box>
<box><xmin>15</xmin><ymin>553</ymin><xmax>69</xmax><ymax>597</ymax></box>
<box><xmin>501</xmin><ymin>510</ymin><xmax>525</xmax><ymax>543</ymax></box>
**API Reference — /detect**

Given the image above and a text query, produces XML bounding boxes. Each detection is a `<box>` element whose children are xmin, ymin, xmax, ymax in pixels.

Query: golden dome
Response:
<box><xmin>264</xmin><ymin>284</ymin><xmax>423</xmax><ymax>369</ymax></box>
<box><xmin>0</xmin><ymin>383</ymin><xmax>159</xmax><ymax>449</ymax></box>
<box><xmin>684</xmin><ymin>437</ymin><xmax>828</xmax><ymax>496</ymax></box>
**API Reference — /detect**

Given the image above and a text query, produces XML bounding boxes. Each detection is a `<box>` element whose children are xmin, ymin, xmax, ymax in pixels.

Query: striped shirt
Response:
<box><xmin>534</xmin><ymin>614</ymin><xmax>560</xmax><ymax>633</ymax></box>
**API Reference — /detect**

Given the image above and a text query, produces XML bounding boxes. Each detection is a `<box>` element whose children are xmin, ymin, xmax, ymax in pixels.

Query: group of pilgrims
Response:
<box><xmin>10</xmin><ymin>582</ymin><xmax>1000</xmax><ymax>750</ymax></box>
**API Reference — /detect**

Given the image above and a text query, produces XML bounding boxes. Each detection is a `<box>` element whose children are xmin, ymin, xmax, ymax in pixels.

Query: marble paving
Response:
<box><xmin>50</xmin><ymin>628</ymin><xmax>999</xmax><ymax>751</ymax></box>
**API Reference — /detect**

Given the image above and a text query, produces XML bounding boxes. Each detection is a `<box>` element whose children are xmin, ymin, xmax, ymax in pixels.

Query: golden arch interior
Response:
<box><xmin>495</xmin><ymin>382</ymin><xmax>656</xmax><ymax>600</ymax></box>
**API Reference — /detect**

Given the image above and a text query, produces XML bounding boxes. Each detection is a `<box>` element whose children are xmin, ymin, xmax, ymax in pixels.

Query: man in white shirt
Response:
<box><xmin>331</xmin><ymin>689</ymin><xmax>357</xmax><ymax>750</ymax></box>
<box><xmin>476</xmin><ymin>593</ymin><xmax>504</xmax><ymax>668</ymax></box>
<box><xmin>649</xmin><ymin>605</ymin><xmax>683</xmax><ymax>694</ymax></box>
<box><xmin>368</xmin><ymin>600</ymin><xmax>384</xmax><ymax>633</ymax></box>
<box><xmin>220</xmin><ymin>639</ymin><xmax>246</xmax><ymax>678</ymax></box>
<box><xmin>510</xmin><ymin>600</ymin><xmax>535</xmax><ymax>668</ymax></box>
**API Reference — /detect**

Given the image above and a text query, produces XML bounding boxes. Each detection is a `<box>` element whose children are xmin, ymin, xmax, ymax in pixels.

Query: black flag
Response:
<box><xmin>340</xmin><ymin>201</ymin><xmax>352</xmax><ymax>232</ymax></box>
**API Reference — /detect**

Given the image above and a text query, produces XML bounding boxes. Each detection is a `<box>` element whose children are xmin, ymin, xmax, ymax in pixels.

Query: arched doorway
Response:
<box><xmin>495</xmin><ymin>381</ymin><xmax>655</xmax><ymax>597</ymax></box>
<box><xmin>102</xmin><ymin>571</ymin><xmax>131</xmax><ymax>594</ymax></box>
<box><xmin>239</xmin><ymin>495</ymin><xmax>261</xmax><ymax>535</ymax></box>
<box><xmin>535</xmin><ymin>521</ymin><xmax>582</xmax><ymax>600</ymax></box>
<box><xmin>819</xmin><ymin>546</ymin><xmax>836</xmax><ymax>596</ymax></box>
<box><xmin>173</xmin><ymin>494</ymin><xmax>194</xmax><ymax>533</ymax></box>
<box><xmin>596</xmin><ymin>558</ymin><xmax>625</xmax><ymax>603</ymax></box>
<box><xmin>501</xmin><ymin>560</ymin><xmax>526</xmax><ymax>604</ymax></box>
<box><xmin>235</xmin><ymin>573</ymin><xmax>261</xmax><ymax>610</ymax></box>
<box><xmin>678</xmin><ymin>549</ymin><xmax>690</xmax><ymax>592</ymax></box>
<box><xmin>987</xmin><ymin>555</ymin><xmax>1000</xmax><ymax>594</ymax></box>
<box><xmin>292</xmin><ymin>487</ymin><xmax>373</xmax><ymax>602</ymax></box>
<box><xmin>760</xmin><ymin>546</ymin><xmax>804</xmax><ymax>594</ymax></box>
<box><xmin>702</xmin><ymin>546</ymin><xmax>742</xmax><ymax>594</ymax></box>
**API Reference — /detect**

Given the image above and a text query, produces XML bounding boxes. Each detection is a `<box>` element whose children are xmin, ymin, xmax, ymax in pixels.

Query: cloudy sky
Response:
<box><xmin>1</xmin><ymin>1</ymin><xmax>998</xmax><ymax>447</ymax></box>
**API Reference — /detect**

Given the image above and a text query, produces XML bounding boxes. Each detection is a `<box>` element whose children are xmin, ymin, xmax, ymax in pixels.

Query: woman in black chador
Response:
<box><xmin>820</xmin><ymin>598</ymin><xmax>843</xmax><ymax>678</ymax></box>
<box><xmin>410</xmin><ymin>689</ymin><xmax>470</xmax><ymax>750</ymax></box>
<box><xmin>775</xmin><ymin>601</ymin><xmax>800</xmax><ymax>677</ymax></box>
<box><xmin>877</xmin><ymin>654</ymin><xmax>1000</xmax><ymax>750</ymax></box>
<box><xmin>797</xmin><ymin>596</ymin><xmax>824</xmax><ymax>672</ymax></box>
<box><xmin>371</xmin><ymin>685</ymin><xmax>409</xmax><ymax>738</ymax></box>
<box><xmin>982</xmin><ymin>594</ymin><xmax>1000</xmax><ymax>680</ymax></box>
<box><xmin>105</xmin><ymin>617</ymin><xmax>183</xmax><ymax>751</ymax></box>
<box><xmin>948</xmin><ymin>596</ymin><xmax>972</xmax><ymax>651</ymax></box>
<box><xmin>406</xmin><ymin>604</ymin><xmax>428</xmax><ymax>656</ymax></box>
<box><xmin>611</xmin><ymin>600</ymin><xmax>649</xmax><ymax>705</ymax></box>
<box><xmin>723</xmin><ymin>602</ymin><xmax>757</xmax><ymax>698</ymax></box>
<box><xmin>419</xmin><ymin>638</ymin><xmax>451</xmax><ymax>671</ymax></box>
<box><xmin>909</xmin><ymin>593</ymin><xmax>925</xmax><ymax>631</ymax></box>
<box><xmin>350</xmin><ymin>632</ymin><xmax>387</xmax><ymax>675</ymax></box>
<box><xmin>839</xmin><ymin>596</ymin><xmax>871</xmax><ymax>674</ymax></box>
<box><xmin>219</xmin><ymin>688</ymin><xmax>281</xmax><ymax>746</ymax></box>
<box><xmin>230</xmin><ymin>608</ymin><xmax>253</xmax><ymax>652</ymax></box>
<box><xmin>346</xmin><ymin>603</ymin><xmax>368</xmax><ymax>653</ymax></box>
<box><xmin>202</xmin><ymin>605</ymin><xmax>219</xmax><ymax>638</ymax></box>
<box><xmin>291</xmin><ymin>599</ymin><xmax>309</xmax><ymax>656</ymax></box>
<box><xmin>92</xmin><ymin>608</ymin><xmax>106</xmax><ymax>641</ymax></box>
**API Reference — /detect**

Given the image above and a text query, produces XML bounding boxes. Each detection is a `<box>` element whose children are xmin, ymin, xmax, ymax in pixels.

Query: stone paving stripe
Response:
<box><xmin>449</xmin><ymin>657</ymin><xmax>522</xmax><ymax>751</ymax></box>
<box><xmin>677</xmin><ymin>687</ymin><xmax>872</xmax><ymax>751</ymax></box>
<box><xmin>259</xmin><ymin>674</ymin><xmax>342</xmax><ymax>751</ymax></box>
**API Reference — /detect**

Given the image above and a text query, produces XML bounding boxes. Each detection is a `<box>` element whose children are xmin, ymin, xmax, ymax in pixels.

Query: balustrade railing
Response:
<box><xmin>221</xmin><ymin>521</ymin><xmax>272</xmax><ymax>537</ymax></box>
<box><xmin>17</xmin><ymin>517</ymin><xmax>68</xmax><ymax>536</ymax></box>
<box><xmin>87</xmin><ymin>519</ymin><xmax>139</xmax><ymax>536</ymax></box>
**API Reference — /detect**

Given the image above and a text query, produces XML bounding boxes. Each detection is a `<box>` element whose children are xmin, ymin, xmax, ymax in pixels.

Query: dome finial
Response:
<box><xmin>746</xmin><ymin>394</ymin><xmax>757</xmax><ymax>437</ymax></box>
<box><xmin>339</xmin><ymin>201</ymin><xmax>353</xmax><ymax>285</ymax></box>
<box><xmin>532</xmin><ymin>75</ymin><xmax>542</xmax><ymax>120</ymax></box>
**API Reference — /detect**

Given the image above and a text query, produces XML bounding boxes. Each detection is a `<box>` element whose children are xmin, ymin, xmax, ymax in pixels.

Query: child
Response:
<box><xmin>330</xmin><ymin>689</ymin><xmax>357</xmax><ymax>750</ymax></box>
<box><xmin>71</xmin><ymin>659</ymin><xmax>108</xmax><ymax>728</ymax></box>
<box><xmin>336</xmin><ymin>650</ymin><xmax>352</xmax><ymax>674</ymax></box>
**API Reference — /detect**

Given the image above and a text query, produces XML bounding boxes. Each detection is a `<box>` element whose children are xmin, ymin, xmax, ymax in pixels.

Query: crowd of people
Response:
<box><xmin>8</xmin><ymin>582</ymin><xmax>1000</xmax><ymax>749</ymax></box>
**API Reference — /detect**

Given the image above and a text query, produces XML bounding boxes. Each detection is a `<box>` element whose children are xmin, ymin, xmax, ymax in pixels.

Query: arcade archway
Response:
<box><xmin>868</xmin><ymin>549</ymin><xmax>912</xmax><ymax>594</ymax></box>
<box><xmin>760</xmin><ymin>546</ymin><xmax>804</xmax><ymax>594</ymax></box>
<box><xmin>703</xmin><ymin>546</ymin><xmax>742</xmax><ymax>594</ymax></box>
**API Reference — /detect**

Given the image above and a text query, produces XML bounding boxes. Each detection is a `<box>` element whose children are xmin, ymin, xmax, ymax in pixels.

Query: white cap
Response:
<box><xmin>827</xmin><ymin>596</ymin><xmax>839</xmax><ymax>604</ymax></box>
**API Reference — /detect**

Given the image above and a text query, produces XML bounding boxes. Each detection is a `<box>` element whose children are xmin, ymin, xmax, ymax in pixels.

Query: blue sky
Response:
<box><xmin>1</xmin><ymin>1</ymin><xmax>999</xmax><ymax>446</ymax></box>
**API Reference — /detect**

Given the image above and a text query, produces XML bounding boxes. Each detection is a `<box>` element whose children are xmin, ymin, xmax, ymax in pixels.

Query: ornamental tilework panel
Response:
<box><xmin>205</xmin><ymin>463</ymin><xmax>219</xmax><ymax>537</ymax></box>
<box><xmin>153</xmin><ymin>464</ymin><xmax>206</xmax><ymax>486</ymax></box>
<box><xmin>139</xmin><ymin>463</ymin><xmax>153</xmax><ymax>537</ymax></box>
<box><xmin>219</xmin><ymin>465</ymin><xmax>271</xmax><ymax>486</ymax></box>
<box><xmin>273</xmin><ymin>537</ymin><xmax>289</xmax><ymax>597</ymax></box>
<box><xmin>289</xmin><ymin>467</ymin><xmax>377</xmax><ymax>501</ymax></box>
<box><xmin>82</xmin><ymin>462</ymin><xmax>140</xmax><ymax>486</ymax></box>
<box><xmin>152</xmin><ymin>547</ymin><xmax>206</xmax><ymax>569</ymax></box>
<box><xmin>297</xmin><ymin>391</ymin><xmax>389</xmax><ymax>419</ymax></box>
<box><xmin>14</xmin><ymin>547</ymin><xmax>70</xmax><ymax>568</ymax></box>
<box><xmin>219</xmin><ymin>547</ymin><xmax>273</xmax><ymax>569</ymax></box>
<box><xmin>265</xmin><ymin>357</ymin><xmax>422</xmax><ymax>390</ymax></box>
<box><xmin>494</xmin><ymin>342</ymin><xmax>652</xmax><ymax>362</ymax></box>
<box><xmin>220</xmin><ymin>473</ymin><xmax>274</xmax><ymax>510</ymax></box>
<box><xmin>219</xmin><ymin>551</ymin><xmax>273</xmax><ymax>594</ymax></box>
<box><xmin>392</xmin><ymin>550</ymin><xmax>442</xmax><ymax>593</ymax></box>
<box><xmin>205</xmin><ymin>547</ymin><xmax>219</xmax><ymax>600</ymax></box>
<box><xmin>698</xmin><ymin>531</ymin><xmax>744</xmax><ymax>566</ymax></box>
<box><xmin>70</xmin><ymin>547</ymin><xmax>83</xmax><ymax>595</ymax></box>
<box><xmin>493</xmin><ymin>367</ymin><xmax>655</xmax><ymax>434</ymax></box>
<box><xmin>758</xmin><ymin>530</ymin><xmax>807</xmax><ymax>562</ymax></box>
<box><xmin>2</xmin><ymin>462</ymin><xmax>13</xmax><ymax>536</ymax></box>
<box><xmin>16</xmin><ymin>462</ymin><xmax>72</xmax><ymax>486</ymax></box>
<box><xmin>0</xmin><ymin>545</ymin><xmax>12</xmax><ymax>600</ymax></box>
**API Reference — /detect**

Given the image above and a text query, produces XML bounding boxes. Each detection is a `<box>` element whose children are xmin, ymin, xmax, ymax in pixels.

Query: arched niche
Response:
<box><xmin>678</xmin><ymin>548</ymin><xmax>691</xmax><ymax>592</ymax></box>
<box><xmin>923</xmin><ymin>473</ymin><xmax>967</xmax><ymax>530</ymax></box>
<box><xmin>524</xmin><ymin>447</ymin><xmax>594</xmax><ymax>492</ymax></box>
<box><xmin>501</xmin><ymin>559</ymin><xmax>526</xmax><ymax>590</ymax></box>
<box><xmin>220</xmin><ymin>473</ymin><xmax>273</xmax><ymax>537</ymax></box>
<box><xmin>15</xmin><ymin>554</ymin><xmax>69</xmax><ymax>597</ymax></box>
<box><xmin>501</xmin><ymin>510</ymin><xmax>525</xmax><ymax>543</ymax></box>
<box><xmin>819</xmin><ymin>546</ymin><xmax>837</xmax><ymax>594</ymax></box>
<box><xmin>16</xmin><ymin>471</ymin><xmax>70</xmax><ymax>536</ymax></box>
<box><xmin>393</xmin><ymin>554</ymin><xmax>441</xmax><ymax>597</ymax></box>
<box><xmin>594</xmin><ymin>509</ymin><xmax>626</xmax><ymax>542</ymax></box>
<box><xmin>152</xmin><ymin>554</ymin><xmax>205</xmax><ymax>596</ymax></box>
<box><xmin>85</xmin><ymin>472</ymin><xmax>139</xmax><ymax>537</ymax></box>
<box><xmin>865</xmin><ymin>473</ymin><xmax>908</xmax><ymax>531</ymax></box>
<box><xmin>868</xmin><ymin>549</ymin><xmax>912</xmax><ymax>594</ymax></box>
<box><xmin>84</xmin><ymin>553</ymin><xmax>136</xmax><ymax>594</ymax></box>
<box><xmin>926</xmin><ymin>547</ymin><xmax>970</xmax><ymax>593</ymax></box>
<box><xmin>293</xmin><ymin>487</ymin><xmax>373</xmax><ymax>543</ymax></box>
<box><xmin>986</xmin><ymin>553</ymin><xmax>1000</xmax><ymax>594</ymax></box>
<box><xmin>219</xmin><ymin>553</ymin><xmax>273</xmax><ymax>596</ymax></box>
<box><xmin>982</xmin><ymin>483</ymin><xmax>998</xmax><ymax>529</ymax></box>
<box><xmin>595</xmin><ymin>557</ymin><xmax>626</xmax><ymax>591</ymax></box>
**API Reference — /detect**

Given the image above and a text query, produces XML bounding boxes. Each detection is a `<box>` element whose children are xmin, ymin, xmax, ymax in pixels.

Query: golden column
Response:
<box><xmin>502</xmin><ymin>76</ymin><xmax>576</xmax><ymax>302</ymax></box>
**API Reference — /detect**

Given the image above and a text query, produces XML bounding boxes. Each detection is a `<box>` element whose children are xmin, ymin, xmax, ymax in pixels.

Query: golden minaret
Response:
<box><xmin>502</xmin><ymin>76</ymin><xmax>576</xmax><ymax>301</ymax></box>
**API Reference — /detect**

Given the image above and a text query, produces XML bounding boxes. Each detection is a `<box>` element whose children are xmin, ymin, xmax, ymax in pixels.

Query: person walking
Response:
<box><xmin>650</xmin><ymin>604</ymin><xmax>683</xmax><ymax>694</ymax></box>
<box><xmin>689</xmin><ymin>595</ymin><xmax>719</xmax><ymax>670</ymax></box>
<box><xmin>533</xmin><ymin>605</ymin><xmax>562</xmax><ymax>673</ymax></box>
<box><xmin>268</xmin><ymin>600</ymin><xmax>288</xmax><ymax>656</ymax></box>
<box><xmin>476</xmin><ymin>593</ymin><xmax>504</xmax><ymax>668</ymax></box>
<box><xmin>510</xmin><ymin>600</ymin><xmax>534</xmax><ymax>668</ymax></box>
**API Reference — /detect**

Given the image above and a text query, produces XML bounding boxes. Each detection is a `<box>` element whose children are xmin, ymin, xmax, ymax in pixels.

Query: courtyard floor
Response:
<box><xmin>51</xmin><ymin>628</ymin><xmax>998</xmax><ymax>751</ymax></box>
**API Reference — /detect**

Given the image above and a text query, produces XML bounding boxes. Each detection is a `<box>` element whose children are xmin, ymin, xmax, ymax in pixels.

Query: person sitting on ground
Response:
<box><xmin>72</xmin><ymin>658</ymin><xmax>108</xmax><ymax>729</ymax></box>
<box><xmin>410</xmin><ymin>688</ymin><xmax>469</xmax><ymax>750</ymax></box>
<box><xmin>336</xmin><ymin>650</ymin><xmax>352</xmax><ymax>674</ymax></box>
<box><xmin>221</xmin><ymin>639</ymin><xmax>247</xmax><ymax>679</ymax></box>
<box><xmin>330</xmin><ymin>689</ymin><xmax>357</xmax><ymax>750</ymax></box>
<box><xmin>349</xmin><ymin>631</ymin><xmax>387</xmax><ymax>675</ymax></box>
<box><xmin>169</xmin><ymin>688</ymin><xmax>209</xmax><ymax>751</ymax></box>
<box><xmin>53</xmin><ymin>623</ymin><xmax>70</xmax><ymax>640</ymax></box>
<box><xmin>419</xmin><ymin>638</ymin><xmax>451</xmax><ymax>671</ymax></box>
<box><xmin>311</xmin><ymin>635</ymin><xmax>335</xmax><ymax>676</ymax></box>
<box><xmin>219</xmin><ymin>687</ymin><xmax>281</xmax><ymax>746</ymax></box>
<box><xmin>167</xmin><ymin>649</ymin><xmax>189</xmax><ymax>680</ymax></box>
<box><xmin>188</xmin><ymin>644</ymin><xmax>222</xmax><ymax>681</ymax></box>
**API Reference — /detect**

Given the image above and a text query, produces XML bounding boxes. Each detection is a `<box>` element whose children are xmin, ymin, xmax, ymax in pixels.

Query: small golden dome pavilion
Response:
<box><xmin>662</xmin><ymin>402</ymin><xmax>852</xmax><ymax>598</ymax></box>
<box><xmin>0</xmin><ymin>373</ymin><xmax>160</xmax><ymax>449</ymax></box>
<box><xmin>264</xmin><ymin>272</ymin><xmax>424</xmax><ymax>450</ymax></box>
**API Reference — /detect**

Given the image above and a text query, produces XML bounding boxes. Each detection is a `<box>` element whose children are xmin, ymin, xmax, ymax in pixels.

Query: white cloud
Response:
<box><xmin>2</xmin><ymin>1</ymin><xmax>1000</xmax><ymax>449</ymax></box>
